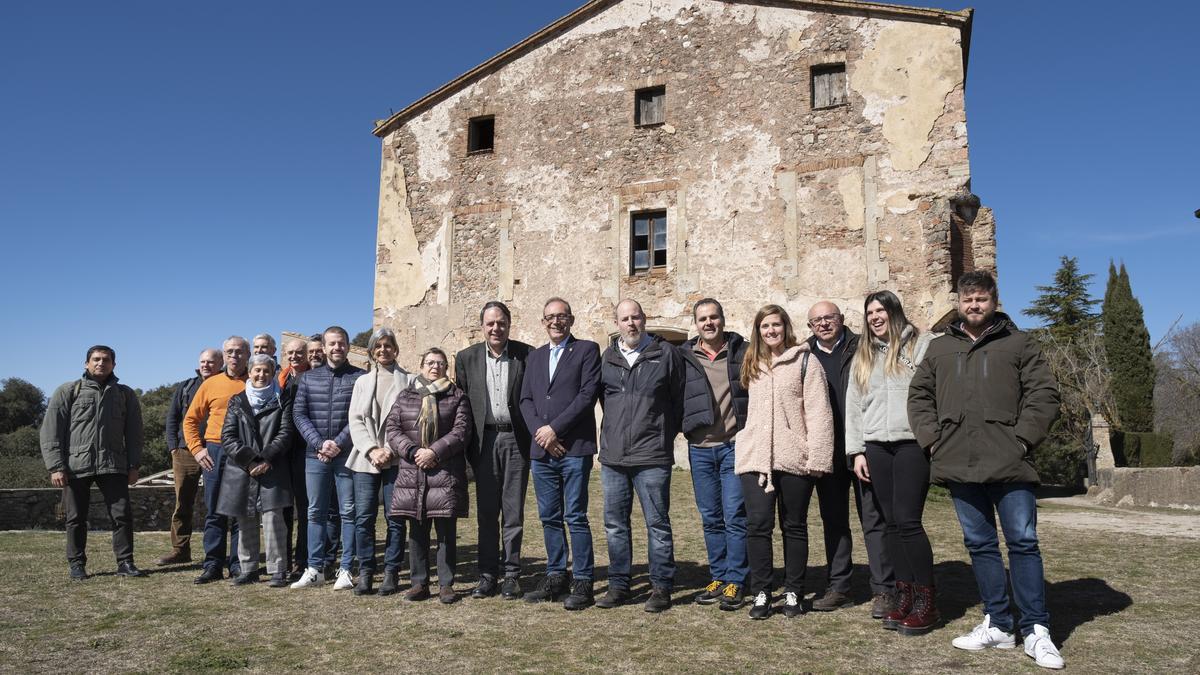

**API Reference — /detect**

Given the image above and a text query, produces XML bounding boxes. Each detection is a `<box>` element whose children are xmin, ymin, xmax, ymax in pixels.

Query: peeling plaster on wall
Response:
<box><xmin>837</xmin><ymin>171</ymin><xmax>864</xmax><ymax>231</ymax></box>
<box><xmin>713</xmin><ymin>126</ymin><xmax>780</xmax><ymax>213</ymax></box>
<box><xmin>738</xmin><ymin>39</ymin><xmax>771</xmax><ymax>63</ymax></box>
<box><xmin>374</xmin><ymin>149</ymin><xmax>430</xmax><ymax>309</ymax></box>
<box><xmin>408</xmin><ymin>100</ymin><xmax>456</xmax><ymax>182</ymax></box>
<box><xmin>849</xmin><ymin>22</ymin><xmax>963</xmax><ymax>172</ymax></box>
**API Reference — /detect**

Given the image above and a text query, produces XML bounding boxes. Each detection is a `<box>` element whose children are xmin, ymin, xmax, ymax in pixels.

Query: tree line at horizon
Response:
<box><xmin>2</xmin><ymin>272</ymin><xmax>1198</xmax><ymax>488</ymax></box>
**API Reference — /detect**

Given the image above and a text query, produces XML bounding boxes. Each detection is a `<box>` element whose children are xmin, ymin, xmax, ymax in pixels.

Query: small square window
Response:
<box><xmin>635</xmin><ymin>86</ymin><xmax>666</xmax><ymax>126</ymax></box>
<box><xmin>811</xmin><ymin>63</ymin><xmax>847</xmax><ymax>109</ymax></box>
<box><xmin>467</xmin><ymin>116</ymin><xmax>494</xmax><ymax>154</ymax></box>
<box><xmin>631</xmin><ymin>210</ymin><xmax>667</xmax><ymax>273</ymax></box>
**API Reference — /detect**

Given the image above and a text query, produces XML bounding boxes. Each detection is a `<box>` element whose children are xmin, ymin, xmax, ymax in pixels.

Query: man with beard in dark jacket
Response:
<box><xmin>908</xmin><ymin>271</ymin><xmax>1063</xmax><ymax>669</ymax></box>
<box><xmin>156</xmin><ymin>348</ymin><xmax>223</xmax><ymax>566</ymax></box>
<box><xmin>806</xmin><ymin>301</ymin><xmax>894</xmax><ymax>617</ymax></box>
<box><xmin>595</xmin><ymin>299</ymin><xmax>686</xmax><ymax>613</ymax></box>
<box><xmin>680</xmin><ymin>298</ymin><xmax>750</xmax><ymax>611</ymax></box>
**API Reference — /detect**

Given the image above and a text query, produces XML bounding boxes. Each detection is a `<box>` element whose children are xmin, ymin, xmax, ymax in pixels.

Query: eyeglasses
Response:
<box><xmin>807</xmin><ymin>313</ymin><xmax>842</xmax><ymax>327</ymax></box>
<box><xmin>423</xmin><ymin>361</ymin><xmax>448</xmax><ymax>368</ymax></box>
<box><xmin>542</xmin><ymin>313</ymin><xmax>573</xmax><ymax>323</ymax></box>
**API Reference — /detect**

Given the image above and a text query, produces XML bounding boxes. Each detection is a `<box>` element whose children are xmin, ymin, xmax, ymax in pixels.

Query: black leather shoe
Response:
<box><xmin>500</xmin><ymin>576</ymin><xmax>523</xmax><ymax>600</ymax></box>
<box><xmin>116</xmin><ymin>561</ymin><xmax>147</xmax><ymax>578</ymax></box>
<box><xmin>268</xmin><ymin>573</ymin><xmax>288</xmax><ymax>588</ymax></box>
<box><xmin>69</xmin><ymin>562</ymin><xmax>87</xmax><ymax>581</ymax></box>
<box><xmin>354</xmin><ymin>573</ymin><xmax>374</xmax><ymax>596</ymax></box>
<box><xmin>563</xmin><ymin>579</ymin><xmax>594</xmax><ymax>611</ymax></box>
<box><xmin>231</xmin><ymin>571</ymin><xmax>259</xmax><ymax>586</ymax></box>
<box><xmin>644</xmin><ymin>586</ymin><xmax>672</xmax><ymax>613</ymax></box>
<box><xmin>378</xmin><ymin>571</ymin><xmax>399</xmax><ymax>596</ymax></box>
<box><xmin>524</xmin><ymin>574</ymin><xmax>569</xmax><ymax>603</ymax></box>
<box><xmin>471</xmin><ymin>575</ymin><xmax>498</xmax><ymax>599</ymax></box>
<box><xmin>594</xmin><ymin>586</ymin><xmax>630</xmax><ymax>609</ymax></box>
<box><xmin>194</xmin><ymin>567</ymin><xmax>223</xmax><ymax>584</ymax></box>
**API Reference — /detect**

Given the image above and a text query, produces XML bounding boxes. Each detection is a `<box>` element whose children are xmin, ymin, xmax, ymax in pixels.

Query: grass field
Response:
<box><xmin>1</xmin><ymin>473</ymin><xmax>1198</xmax><ymax>673</ymax></box>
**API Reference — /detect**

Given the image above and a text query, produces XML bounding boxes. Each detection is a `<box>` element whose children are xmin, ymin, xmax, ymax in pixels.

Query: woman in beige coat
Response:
<box><xmin>346</xmin><ymin>328</ymin><xmax>414</xmax><ymax>596</ymax></box>
<box><xmin>734</xmin><ymin>304</ymin><xmax>834</xmax><ymax>619</ymax></box>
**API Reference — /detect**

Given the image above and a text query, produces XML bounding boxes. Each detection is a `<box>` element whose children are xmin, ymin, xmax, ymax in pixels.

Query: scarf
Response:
<box><xmin>246</xmin><ymin>380</ymin><xmax>279</xmax><ymax>412</ymax></box>
<box><xmin>413</xmin><ymin>376</ymin><xmax>452</xmax><ymax>448</ymax></box>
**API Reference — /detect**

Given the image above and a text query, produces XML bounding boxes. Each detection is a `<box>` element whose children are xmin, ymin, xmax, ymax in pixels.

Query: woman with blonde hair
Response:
<box><xmin>734</xmin><ymin>304</ymin><xmax>835</xmax><ymax>619</ymax></box>
<box><xmin>845</xmin><ymin>290</ymin><xmax>937</xmax><ymax>635</ymax></box>
<box><xmin>346</xmin><ymin>327</ymin><xmax>414</xmax><ymax>596</ymax></box>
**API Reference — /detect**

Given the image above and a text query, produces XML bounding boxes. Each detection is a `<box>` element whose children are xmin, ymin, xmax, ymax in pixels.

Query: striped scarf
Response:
<box><xmin>413</xmin><ymin>376</ymin><xmax>452</xmax><ymax>448</ymax></box>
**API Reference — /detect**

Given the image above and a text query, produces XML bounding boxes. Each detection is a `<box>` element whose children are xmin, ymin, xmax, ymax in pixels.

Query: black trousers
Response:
<box><xmin>63</xmin><ymin>473</ymin><xmax>134</xmax><ymax>566</ymax></box>
<box><xmin>284</xmin><ymin>445</ymin><xmax>307</xmax><ymax>569</ymax></box>
<box><xmin>741</xmin><ymin>471</ymin><xmax>816</xmax><ymax>595</ymax></box>
<box><xmin>408</xmin><ymin>517</ymin><xmax>457</xmax><ymax>587</ymax></box>
<box><xmin>474</xmin><ymin>429</ymin><xmax>529</xmax><ymax>579</ymax></box>
<box><xmin>814</xmin><ymin>457</ymin><xmax>854</xmax><ymax>594</ymax></box>
<box><xmin>864</xmin><ymin>441</ymin><xmax>934</xmax><ymax>586</ymax></box>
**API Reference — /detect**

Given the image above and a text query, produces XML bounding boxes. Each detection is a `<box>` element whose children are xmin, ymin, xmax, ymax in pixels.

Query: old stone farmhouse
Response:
<box><xmin>371</xmin><ymin>0</ymin><xmax>993</xmax><ymax>359</ymax></box>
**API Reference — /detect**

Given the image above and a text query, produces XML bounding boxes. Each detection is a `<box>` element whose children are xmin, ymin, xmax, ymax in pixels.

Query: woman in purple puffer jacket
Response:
<box><xmin>384</xmin><ymin>347</ymin><xmax>472</xmax><ymax>605</ymax></box>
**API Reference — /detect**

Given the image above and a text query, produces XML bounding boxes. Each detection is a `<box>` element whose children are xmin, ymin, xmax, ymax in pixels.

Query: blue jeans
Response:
<box><xmin>531</xmin><ymin>455</ymin><xmax>594</xmax><ymax>580</ymax></box>
<box><xmin>200</xmin><ymin>442</ymin><xmax>239</xmax><ymax>573</ymax></box>
<box><xmin>688</xmin><ymin>442</ymin><xmax>748</xmax><ymax>585</ymax></box>
<box><xmin>947</xmin><ymin>482</ymin><xmax>1049</xmax><ymax>636</ymax></box>
<box><xmin>305</xmin><ymin>454</ymin><xmax>356</xmax><ymax>570</ymax></box>
<box><xmin>601</xmin><ymin>464</ymin><xmax>675</xmax><ymax>591</ymax></box>
<box><xmin>352</xmin><ymin>466</ymin><xmax>406</xmax><ymax>574</ymax></box>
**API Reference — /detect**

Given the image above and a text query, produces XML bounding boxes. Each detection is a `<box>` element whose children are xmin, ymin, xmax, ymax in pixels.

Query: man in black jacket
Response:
<box><xmin>455</xmin><ymin>301</ymin><xmax>533</xmax><ymax>600</ymax></box>
<box><xmin>806</xmin><ymin>301</ymin><xmax>893</xmax><ymax>617</ymax></box>
<box><xmin>680</xmin><ymin>298</ymin><xmax>750</xmax><ymax>610</ymax></box>
<box><xmin>596</xmin><ymin>299</ymin><xmax>685</xmax><ymax>613</ymax></box>
<box><xmin>156</xmin><ymin>348</ymin><xmax>223</xmax><ymax>566</ymax></box>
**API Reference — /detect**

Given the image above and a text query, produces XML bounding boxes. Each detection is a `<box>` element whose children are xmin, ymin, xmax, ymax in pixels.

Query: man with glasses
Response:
<box><xmin>805</xmin><ymin>302</ymin><xmax>893</xmax><ymax>617</ymax></box>
<box><xmin>519</xmin><ymin>297</ymin><xmax>602</xmax><ymax>610</ymax></box>
<box><xmin>455</xmin><ymin>301</ymin><xmax>533</xmax><ymax>600</ymax></box>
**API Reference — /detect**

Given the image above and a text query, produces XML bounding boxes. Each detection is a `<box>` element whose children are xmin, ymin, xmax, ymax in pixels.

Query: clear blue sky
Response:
<box><xmin>2</xmin><ymin>1</ymin><xmax>1197</xmax><ymax>395</ymax></box>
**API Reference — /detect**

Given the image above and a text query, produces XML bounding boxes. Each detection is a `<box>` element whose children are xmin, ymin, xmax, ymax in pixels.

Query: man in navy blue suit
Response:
<box><xmin>519</xmin><ymin>297</ymin><xmax>602</xmax><ymax>610</ymax></box>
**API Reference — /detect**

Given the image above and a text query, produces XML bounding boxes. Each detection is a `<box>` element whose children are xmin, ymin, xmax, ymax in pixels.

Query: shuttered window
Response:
<box><xmin>635</xmin><ymin>86</ymin><xmax>666</xmax><ymax>126</ymax></box>
<box><xmin>631</xmin><ymin>211</ymin><xmax>667</xmax><ymax>273</ymax></box>
<box><xmin>811</xmin><ymin>64</ymin><xmax>847</xmax><ymax>109</ymax></box>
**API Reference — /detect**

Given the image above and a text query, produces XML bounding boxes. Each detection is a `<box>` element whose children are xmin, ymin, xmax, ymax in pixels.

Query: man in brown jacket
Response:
<box><xmin>908</xmin><ymin>271</ymin><xmax>1064</xmax><ymax>670</ymax></box>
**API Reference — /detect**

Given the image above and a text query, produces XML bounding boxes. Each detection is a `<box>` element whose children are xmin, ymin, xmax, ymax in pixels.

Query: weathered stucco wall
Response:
<box><xmin>373</xmin><ymin>0</ymin><xmax>988</xmax><ymax>366</ymax></box>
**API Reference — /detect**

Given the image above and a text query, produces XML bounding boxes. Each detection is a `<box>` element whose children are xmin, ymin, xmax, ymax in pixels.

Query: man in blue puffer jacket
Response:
<box><xmin>290</xmin><ymin>326</ymin><xmax>365</xmax><ymax>590</ymax></box>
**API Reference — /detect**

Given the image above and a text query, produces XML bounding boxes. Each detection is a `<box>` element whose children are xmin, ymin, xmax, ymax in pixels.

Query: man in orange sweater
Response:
<box><xmin>185</xmin><ymin>335</ymin><xmax>250</xmax><ymax>584</ymax></box>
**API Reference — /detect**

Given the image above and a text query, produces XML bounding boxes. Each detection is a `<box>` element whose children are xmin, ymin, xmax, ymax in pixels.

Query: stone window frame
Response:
<box><xmin>807</xmin><ymin>51</ymin><xmax>850</xmax><ymax>111</ymax></box>
<box><xmin>466</xmin><ymin>115</ymin><xmax>496</xmax><ymax>155</ymax></box>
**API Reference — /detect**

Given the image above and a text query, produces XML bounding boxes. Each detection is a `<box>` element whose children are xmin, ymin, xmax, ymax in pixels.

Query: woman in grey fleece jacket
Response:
<box><xmin>844</xmin><ymin>291</ymin><xmax>938</xmax><ymax>636</ymax></box>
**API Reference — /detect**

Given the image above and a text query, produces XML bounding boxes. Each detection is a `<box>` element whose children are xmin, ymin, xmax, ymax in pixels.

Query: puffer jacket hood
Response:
<box><xmin>598</xmin><ymin>334</ymin><xmax>685</xmax><ymax>467</ymax></box>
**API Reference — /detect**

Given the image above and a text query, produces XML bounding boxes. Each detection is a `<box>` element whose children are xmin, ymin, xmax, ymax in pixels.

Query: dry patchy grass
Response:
<box><xmin>1</xmin><ymin>475</ymin><xmax>1197</xmax><ymax>673</ymax></box>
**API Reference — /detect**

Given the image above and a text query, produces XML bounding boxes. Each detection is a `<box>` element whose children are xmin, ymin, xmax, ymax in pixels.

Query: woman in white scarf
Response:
<box><xmin>346</xmin><ymin>328</ymin><xmax>414</xmax><ymax>595</ymax></box>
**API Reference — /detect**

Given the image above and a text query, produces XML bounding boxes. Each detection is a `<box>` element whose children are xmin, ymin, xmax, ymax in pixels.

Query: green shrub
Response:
<box><xmin>1112</xmin><ymin>431</ymin><xmax>1175</xmax><ymax>468</ymax></box>
<box><xmin>0</xmin><ymin>426</ymin><xmax>39</xmax><ymax>458</ymax></box>
<box><xmin>1033</xmin><ymin>441</ymin><xmax>1086</xmax><ymax>488</ymax></box>
<box><xmin>0</xmin><ymin>455</ymin><xmax>49</xmax><ymax>488</ymax></box>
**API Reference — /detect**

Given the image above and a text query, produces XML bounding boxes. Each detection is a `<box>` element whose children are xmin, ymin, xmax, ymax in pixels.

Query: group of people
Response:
<box><xmin>38</xmin><ymin>270</ymin><xmax>1065</xmax><ymax>669</ymax></box>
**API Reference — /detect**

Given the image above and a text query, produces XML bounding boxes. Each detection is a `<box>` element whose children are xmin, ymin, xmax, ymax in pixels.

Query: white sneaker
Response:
<box><xmin>332</xmin><ymin>568</ymin><xmax>355</xmax><ymax>591</ymax></box>
<box><xmin>1023</xmin><ymin>625</ymin><xmax>1064</xmax><ymax>669</ymax></box>
<box><xmin>289</xmin><ymin>566</ymin><xmax>323</xmax><ymax>589</ymax></box>
<box><xmin>952</xmin><ymin>615</ymin><xmax>1016</xmax><ymax>651</ymax></box>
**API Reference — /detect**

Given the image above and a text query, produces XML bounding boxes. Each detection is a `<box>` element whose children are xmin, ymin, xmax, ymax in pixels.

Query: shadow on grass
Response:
<box><xmin>1047</xmin><ymin>577</ymin><xmax>1132</xmax><ymax>645</ymax></box>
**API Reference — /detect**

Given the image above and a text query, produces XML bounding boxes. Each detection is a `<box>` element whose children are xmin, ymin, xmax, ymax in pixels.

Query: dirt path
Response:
<box><xmin>1038</xmin><ymin>496</ymin><xmax>1200</xmax><ymax>540</ymax></box>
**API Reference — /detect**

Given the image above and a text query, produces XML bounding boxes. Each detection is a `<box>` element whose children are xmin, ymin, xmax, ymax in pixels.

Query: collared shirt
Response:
<box><xmin>617</xmin><ymin>332</ymin><xmax>653</xmax><ymax>367</ymax></box>
<box><xmin>815</xmin><ymin>330</ymin><xmax>845</xmax><ymax>355</ymax></box>
<box><xmin>484</xmin><ymin>343</ymin><xmax>511</xmax><ymax>425</ymax></box>
<box><xmin>548</xmin><ymin>334</ymin><xmax>573</xmax><ymax>380</ymax></box>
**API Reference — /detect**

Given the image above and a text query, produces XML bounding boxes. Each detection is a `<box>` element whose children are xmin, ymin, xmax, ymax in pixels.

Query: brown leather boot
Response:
<box><xmin>897</xmin><ymin>584</ymin><xmax>941</xmax><ymax>636</ymax></box>
<box><xmin>882</xmin><ymin>581</ymin><xmax>913</xmax><ymax>630</ymax></box>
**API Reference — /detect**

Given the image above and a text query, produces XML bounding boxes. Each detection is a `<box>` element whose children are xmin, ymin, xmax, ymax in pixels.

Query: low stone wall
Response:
<box><xmin>0</xmin><ymin>485</ymin><xmax>204</xmax><ymax>531</ymax></box>
<box><xmin>1091</xmin><ymin>467</ymin><xmax>1200</xmax><ymax>511</ymax></box>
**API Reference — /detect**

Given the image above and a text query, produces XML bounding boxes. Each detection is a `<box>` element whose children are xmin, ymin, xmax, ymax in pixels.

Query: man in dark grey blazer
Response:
<box><xmin>518</xmin><ymin>297</ymin><xmax>602</xmax><ymax>610</ymax></box>
<box><xmin>455</xmin><ymin>300</ymin><xmax>533</xmax><ymax>600</ymax></box>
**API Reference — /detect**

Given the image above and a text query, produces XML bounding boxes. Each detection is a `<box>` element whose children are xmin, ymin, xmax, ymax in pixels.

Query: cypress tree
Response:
<box><xmin>1024</xmin><ymin>255</ymin><xmax>1098</xmax><ymax>341</ymax></box>
<box><xmin>1103</xmin><ymin>262</ymin><xmax>1156</xmax><ymax>431</ymax></box>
